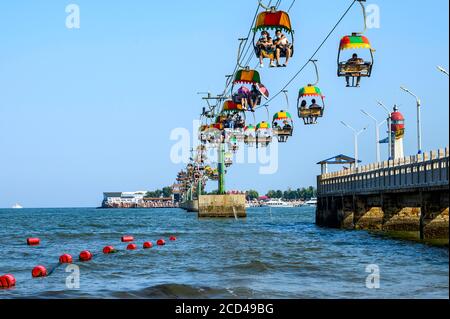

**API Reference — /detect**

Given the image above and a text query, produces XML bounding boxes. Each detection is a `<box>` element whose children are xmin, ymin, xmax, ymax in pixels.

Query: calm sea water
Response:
<box><xmin>0</xmin><ymin>207</ymin><xmax>448</xmax><ymax>299</ymax></box>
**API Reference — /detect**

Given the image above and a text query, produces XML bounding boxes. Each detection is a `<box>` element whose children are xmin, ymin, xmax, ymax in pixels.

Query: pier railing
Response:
<box><xmin>318</xmin><ymin>148</ymin><xmax>450</xmax><ymax>196</ymax></box>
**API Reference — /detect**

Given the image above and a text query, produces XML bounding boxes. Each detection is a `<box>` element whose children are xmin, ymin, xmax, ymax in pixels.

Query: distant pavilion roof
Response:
<box><xmin>317</xmin><ymin>154</ymin><xmax>362</xmax><ymax>165</ymax></box>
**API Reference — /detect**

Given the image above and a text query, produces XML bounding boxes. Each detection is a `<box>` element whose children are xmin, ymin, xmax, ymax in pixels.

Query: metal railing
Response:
<box><xmin>318</xmin><ymin>148</ymin><xmax>450</xmax><ymax>196</ymax></box>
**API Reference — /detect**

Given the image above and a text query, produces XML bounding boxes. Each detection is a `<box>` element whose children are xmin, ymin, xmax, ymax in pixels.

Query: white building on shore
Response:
<box><xmin>103</xmin><ymin>191</ymin><xmax>147</xmax><ymax>206</ymax></box>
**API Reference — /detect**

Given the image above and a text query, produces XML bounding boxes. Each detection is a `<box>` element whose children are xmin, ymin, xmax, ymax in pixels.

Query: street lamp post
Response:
<box><xmin>377</xmin><ymin>101</ymin><xmax>393</xmax><ymax>160</ymax></box>
<box><xmin>401</xmin><ymin>86</ymin><xmax>422</xmax><ymax>154</ymax></box>
<box><xmin>341</xmin><ymin>121</ymin><xmax>368</xmax><ymax>169</ymax></box>
<box><xmin>361</xmin><ymin>109</ymin><xmax>387</xmax><ymax>163</ymax></box>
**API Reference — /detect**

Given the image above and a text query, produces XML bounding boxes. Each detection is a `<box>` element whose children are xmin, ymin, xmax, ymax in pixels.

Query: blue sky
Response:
<box><xmin>0</xmin><ymin>0</ymin><xmax>448</xmax><ymax>208</ymax></box>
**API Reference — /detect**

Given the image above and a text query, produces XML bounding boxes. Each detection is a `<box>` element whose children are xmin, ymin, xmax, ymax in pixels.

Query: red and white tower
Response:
<box><xmin>390</xmin><ymin>106</ymin><xmax>405</xmax><ymax>159</ymax></box>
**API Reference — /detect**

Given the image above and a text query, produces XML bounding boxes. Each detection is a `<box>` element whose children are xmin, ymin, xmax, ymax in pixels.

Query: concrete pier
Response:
<box><xmin>198</xmin><ymin>194</ymin><xmax>246</xmax><ymax>218</ymax></box>
<box><xmin>316</xmin><ymin>149</ymin><xmax>449</xmax><ymax>242</ymax></box>
<box><xmin>180</xmin><ymin>200</ymin><xmax>199</xmax><ymax>212</ymax></box>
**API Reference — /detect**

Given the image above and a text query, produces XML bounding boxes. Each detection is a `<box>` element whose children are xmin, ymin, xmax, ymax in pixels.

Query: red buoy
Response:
<box><xmin>157</xmin><ymin>239</ymin><xmax>166</xmax><ymax>246</ymax></box>
<box><xmin>121</xmin><ymin>236</ymin><xmax>134</xmax><ymax>243</ymax></box>
<box><xmin>79</xmin><ymin>250</ymin><xmax>92</xmax><ymax>262</ymax></box>
<box><xmin>127</xmin><ymin>244</ymin><xmax>137</xmax><ymax>250</ymax></box>
<box><xmin>27</xmin><ymin>238</ymin><xmax>40</xmax><ymax>246</ymax></box>
<box><xmin>169</xmin><ymin>236</ymin><xmax>177</xmax><ymax>241</ymax></box>
<box><xmin>32</xmin><ymin>266</ymin><xmax>48</xmax><ymax>278</ymax></box>
<box><xmin>59</xmin><ymin>254</ymin><xmax>73</xmax><ymax>264</ymax></box>
<box><xmin>103</xmin><ymin>246</ymin><xmax>117</xmax><ymax>254</ymax></box>
<box><xmin>143</xmin><ymin>242</ymin><xmax>153</xmax><ymax>249</ymax></box>
<box><xmin>0</xmin><ymin>274</ymin><xmax>16</xmax><ymax>289</ymax></box>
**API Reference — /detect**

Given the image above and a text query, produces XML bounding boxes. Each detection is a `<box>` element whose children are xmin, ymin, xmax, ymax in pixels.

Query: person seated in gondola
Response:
<box><xmin>280</xmin><ymin>120</ymin><xmax>292</xmax><ymax>142</ymax></box>
<box><xmin>233</xmin><ymin>86</ymin><xmax>250</xmax><ymax>108</ymax></box>
<box><xmin>282</xmin><ymin>120</ymin><xmax>292</xmax><ymax>132</ymax></box>
<box><xmin>345</xmin><ymin>53</ymin><xmax>364</xmax><ymax>87</ymax></box>
<box><xmin>224</xmin><ymin>114</ymin><xmax>234</xmax><ymax>129</ymax></box>
<box><xmin>248</xmin><ymin>84</ymin><xmax>262</xmax><ymax>112</ymax></box>
<box><xmin>256</xmin><ymin>31</ymin><xmax>276</xmax><ymax>68</ymax></box>
<box><xmin>274</xmin><ymin>29</ymin><xmax>292</xmax><ymax>67</ymax></box>
<box><xmin>298</xmin><ymin>100</ymin><xmax>308</xmax><ymax>122</ymax></box>
<box><xmin>309</xmin><ymin>99</ymin><xmax>322</xmax><ymax>124</ymax></box>
<box><xmin>235</xmin><ymin>114</ymin><xmax>245</xmax><ymax>129</ymax></box>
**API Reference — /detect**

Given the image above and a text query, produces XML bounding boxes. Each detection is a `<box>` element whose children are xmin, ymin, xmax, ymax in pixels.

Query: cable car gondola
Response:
<box><xmin>297</xmin><ymin>86</ymin><xmax>325</xmax><ymax>125</ymax></box>
<box><xmin>253</xmin><ymin>1</ymin><xmax>294</xmax><ymax>68</ymax></box>
<box><xmin>272</xmin><ymin>111</ymin><xmax>293</xmax><ymax>143</ymax></box>
<box><xmin>244</xmin><ymin>124</ymin><xmax>257</xmax><ymax>147</ymax></box>
<box><xmin>297</xmin><ymin>60</ymin><xmax>326</xmax><ymax>125</ymax></box>
<box><xmin>337</xmin><ymin>1</ymin><xmax>374</xmax><ymax>87</ymax></box>
<box><xmin>224</xmin><ymin>152</ymin><xmax>233</xmax><ymax>168</ymax></box>
<box><xmin>256</xmin><ymin>121</ymin><xmax>273</xmax><ymax>148</ymax></box>
<box><xmin>231</xmin><ymin>68</ymin><xmax>269</xmax><ymax>112</ymax></box>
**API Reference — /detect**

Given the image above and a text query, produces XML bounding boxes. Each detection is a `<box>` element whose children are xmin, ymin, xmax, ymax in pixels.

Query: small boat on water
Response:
<box><xmin>261</xmin><ymin>199</ymin><xmax>295</xmax><ymax>208</ymax></box>
<box><xmin>303</xmin><ymin>198</ymin><xmax>318</xmax><ymax>207</ymax></box>
<box><xmin>12</xmin><ymin>203</ymin><xmax>23</xmax><ymax>209</ymax></box>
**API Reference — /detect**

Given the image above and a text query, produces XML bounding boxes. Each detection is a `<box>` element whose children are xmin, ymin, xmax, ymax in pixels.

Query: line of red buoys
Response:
<box><xmin>27</xmin><ymin>238</ymin><xmax>40</xmax><ymax>246</ymax></box>
<box><xmin>59</xmin><ymin>254</ymin><xmax>73</xmax><ymax>264</ymax></box>
<box><xmin>0</xmin><ymin>274</ymin><xmax>16</xmax><ymax>289</ymax></box>
<box><xmin>2</xmin><ymin>236</ymin><xmax>178</xmax><ymax>288</ymax></box>
<box><xmin>32</xmin><ymin>265</ymin><xmax>48</xmax><ymax>278</ymax></box>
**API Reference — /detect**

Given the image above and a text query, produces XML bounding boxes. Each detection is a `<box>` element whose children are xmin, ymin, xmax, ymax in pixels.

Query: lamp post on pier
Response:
<box><xmin>377</xmin><ymin>101</ymin><xmax>393</xmax><ymax>160</ymax></box>
<box><xmin>341</xmin><ymin>121</ymin><xmax>368</xmax><ymax>169</ymax></box>
<box><xmin>361</xmin><ymin>109</ymin><xmax>387</xmax><ymax>163</ymax></box>
<box><xmin>400</xmin><ymin>86</ymin><xmax>423</xmax><ymax>154</ymax></box>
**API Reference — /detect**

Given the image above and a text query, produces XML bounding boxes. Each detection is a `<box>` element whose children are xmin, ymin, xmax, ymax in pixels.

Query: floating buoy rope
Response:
<box><xmin>1</xmin><ymin>235</ymin><xmax>178</xmax><ymax>288</ymax></box>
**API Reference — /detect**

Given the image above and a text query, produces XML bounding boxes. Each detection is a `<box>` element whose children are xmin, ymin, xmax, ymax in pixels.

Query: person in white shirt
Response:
<box><xmin>274</xmin><ymin>29</ymin><xmax>292</xmax><ymax>67</ymax></box>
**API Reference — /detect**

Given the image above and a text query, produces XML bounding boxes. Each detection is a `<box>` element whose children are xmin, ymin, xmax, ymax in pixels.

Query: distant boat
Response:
<box><xmin>12</xmin><ymin>203</ymin><xmax>23</xmax><ymax>209</ymax></box>
<box><xmin>261</xmin><ymin>199</ymin><xmax>295</xmax><ymax>208</ymax></box>
<box><xmin>303</xmin><ymin>198</ymin><xmax>318</xmax><ymax>207</ymax></box>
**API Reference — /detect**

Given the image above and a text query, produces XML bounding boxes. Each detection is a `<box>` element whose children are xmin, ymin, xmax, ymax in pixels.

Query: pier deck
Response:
<box><xmin>316</xmin><ymin>148</ymin><xmax>449</xmax><ymax>241</ymax></box>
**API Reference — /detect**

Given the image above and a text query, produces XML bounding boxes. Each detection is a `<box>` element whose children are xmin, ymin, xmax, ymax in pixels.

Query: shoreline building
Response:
<box><xmin>102</xmin><ymin>191</ymin><xmax>177</xmax><ymax>208</ymax></box>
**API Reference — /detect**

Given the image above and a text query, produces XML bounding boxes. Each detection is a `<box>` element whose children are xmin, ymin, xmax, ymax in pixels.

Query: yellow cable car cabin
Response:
<box><xmin>297</xmin><ymin>85</ymin><xmax>325</xmax><ymax>125</ymax></box>
<box><xmin>256</xmin><ymin>121</ymin><xmax>273</xmax><ymax>148</ymax></box>
<box><xmin>337</xmin><ymin>33</ymin><xmax>374</xmax><ymax>87</ymax></box>
<box><xmin>272</xmin><ymin>111</ymin><xmax>294</xmax><ymax>143</ymax></box>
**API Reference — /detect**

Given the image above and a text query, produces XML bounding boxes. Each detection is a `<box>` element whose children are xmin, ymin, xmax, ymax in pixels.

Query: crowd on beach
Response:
<box><xmin>102</xmin><ymin>200</ymin><xmax>179</xmax><ymax>209</ymax></box>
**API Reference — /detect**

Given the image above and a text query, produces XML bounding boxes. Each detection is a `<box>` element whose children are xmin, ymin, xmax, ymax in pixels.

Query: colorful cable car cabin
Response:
<box><xmin>222</xmin><ymin>100</ymin><xmax>246</xmax><ymax>136</ymax></box>
<box><xmin>228</xmin><ymin>135</ymin><xmax>239</xmax><ymax>153</ymax></box>
<box><xmin>338</xmin><ymin>33</ymin><xmax>374</xmax><ymax>87</ymax></box>
<box><xmin>272</xmin><ymin>111</ymin><xmax>294</xmax><ymax>143</ymax></box>
<box><xmin>244</xmin><ymin>125</ymin><xmax>257</xmax><ymax>146</ymax></box>
<box><xmin>224</xmin><ymin>152</ymin><xmax>233</xmax><ymax>168</ymax></box>
<box><xmin>297</xmin><ymin>85</ymin><xmax>325</xmax><ymax>125</ymax></box>
<box><xmin>232</xmin><ymin>68</ymin><xmax>269</xmax><ymax>111</ymax></box>
<box><xmin>256</xmin><ymin>121</ymin><xmax>273</xmax><ymax>147</ymax></box>
<box><xmin>253</xmin><ymin>8</ymin><xmax>294</xmax><ymax>67</ymax></box>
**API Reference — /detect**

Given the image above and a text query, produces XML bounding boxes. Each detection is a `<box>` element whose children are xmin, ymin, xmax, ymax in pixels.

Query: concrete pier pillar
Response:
<box><xmin>421</xmin><ymin>192</ymin><xmax>449</xmax><ymax>240</ymax></box>
<box><xmin>198</xmin><ymin>194</ymin><xmax>246</xmax><ymax>218</ymax></box>
<box><xmin>337</xmin><ymin>196</ymin><xmax>355</xmax><ymax>230</ymax></box>
<box><xmin>354</xmin><ymin>196</ymin><xmax>384</xmax><ymax>230</ymax></box>
<box><xmin>382</xmin><ymin>194</ymin><xmax>421</xmax><ymax>233</ymax></box>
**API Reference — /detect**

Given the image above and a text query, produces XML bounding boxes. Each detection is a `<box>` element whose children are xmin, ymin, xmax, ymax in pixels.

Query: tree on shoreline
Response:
<box><xmin>145</xmin><ymin>187</ymin><xmax>173</xmax><ymax>199</ymax></box>
<box><xmin>265</xmin><ymin>187</ymin><xmax>316</xmax><ymax>200</ymax></box>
